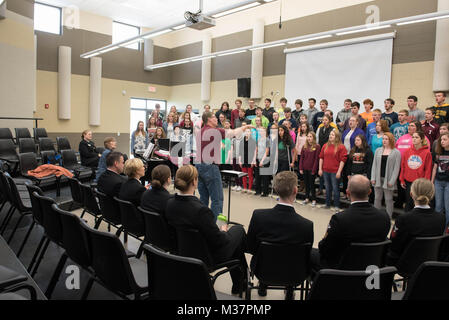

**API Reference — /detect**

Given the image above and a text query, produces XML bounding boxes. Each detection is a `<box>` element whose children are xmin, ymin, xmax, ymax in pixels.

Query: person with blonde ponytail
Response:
<box><xmin>141</xmin><ymin>164</ymin><xmax>173</xmax><ymax>218</ymax></box>
<box><xmin>165</xmin><ymin>165</ymin><xmax>248</xmax><ymax>295</ymax></box>
<box><xmin>386</xmin><ymin>178</ymin><xmax>446</xmax><ymax>266</ymax></box>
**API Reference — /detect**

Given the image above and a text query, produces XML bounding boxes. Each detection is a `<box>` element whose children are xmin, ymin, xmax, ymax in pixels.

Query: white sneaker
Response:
<box><xmin>301</xmin><ymin>199</ymin><xmax>309</xmax><ymax>205</ymax></box>
<box><xmin>310</xmin><ymin>201</ymin><xmax>317</xmax><ymax>207</ymax></box>
<box><xmin>232</xmin><ymin>185</ymin><xmax>238</xmax><ymax>191</ymax></box>
<box><xmin>236</xmin><ymin>186</ymin><xmax>242</xmax><ymax>191</ymax></box>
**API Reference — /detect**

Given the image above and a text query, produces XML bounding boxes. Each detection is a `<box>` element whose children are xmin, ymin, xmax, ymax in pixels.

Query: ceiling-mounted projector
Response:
<box><xmin>184</xmin><ymin>10</ymin><xmax>216</xmax><ymax>30</ymax></box>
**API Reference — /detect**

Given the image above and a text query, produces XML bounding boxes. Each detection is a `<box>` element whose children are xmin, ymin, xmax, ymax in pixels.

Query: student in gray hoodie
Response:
<box><xmin>336</xmin><ymin>99</ymin><xmax>353</xmax><ymax>132</ymax></box>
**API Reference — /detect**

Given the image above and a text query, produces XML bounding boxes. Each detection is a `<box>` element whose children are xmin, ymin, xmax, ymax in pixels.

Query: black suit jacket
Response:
<box><xmin>97</xmin><ymin>170</ymin><xmax>127</xmax><ymax>199</ymax></box>
<box><xmin>119</xmin><ymin>178</ymin><xmax>146</xmax><ymax>207</ymax></box>
<box><xmin>79</xmin><ymin>139</ymin><xmax>98</xmax><ymax>167</ymax></box>
<box><xmin>166</xmin><ymin>194</ymin><xmax>231</xmax><ymax>262</ymax></box>
<box><xmin>140</xmin><ymin>187</ymin><xmax>173</xmax><ymax>217</ymax></box>
<box><xmin>387</xmin><ymin>208</ymin><xmax>445</xmax><ymax>265</ymax></box>
<box><xmin>318</xmin><ymin>202</ymin><xmax>391</xmax><ymax>268</ymax></box>
<box><xmin>247</xmin><ymin>204</ymin><xmax>314</xmax><ymax>256</ymax></box>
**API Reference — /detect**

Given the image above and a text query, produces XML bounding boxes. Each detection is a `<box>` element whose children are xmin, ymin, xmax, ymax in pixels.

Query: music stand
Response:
<box><xmin>220</xmin><ymin>170</ymin><xmax>248</xmax><ymax>222</ymax></box>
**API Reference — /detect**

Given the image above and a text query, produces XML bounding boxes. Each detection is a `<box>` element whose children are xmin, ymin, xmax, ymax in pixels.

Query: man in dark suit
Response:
<box><xmin>247</xmin><ymin>171</ymin><xmax>314</xmax><ymax>299</ymax></box>
<box><xmin>312</xmin><ymin>175</ymin><xmax>391</xmax><ymax>269</ymax></box>
<box><xmin>97</xmin><ymin>152</ymin><xmax>126</xmax><ymax>199</ymax></box>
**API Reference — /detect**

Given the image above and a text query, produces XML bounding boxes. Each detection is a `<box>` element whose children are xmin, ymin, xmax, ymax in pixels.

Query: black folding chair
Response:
<box><xmin>0</xmin><ymin>128</ymin><xmax>14</xmax><ymax>143</ymax></box>
<box><xmin>247</xmin><ymin>242</ymin><xmax>312</xmax><ymax>300</ymax></box>
<box><xmin>175</xmin><ymin>227</ymin><xmax>242</xmax><ymax>287</ymax></box>
<box><xmin>308</xmin><ymin>267</ymin><xmax>397</xmax><ymax>300</ymax></box>
<box><xmin>337</xmin><ymin>240</ymin><xmax>391</xmax><ymax>270</ymax></box>
<box><xmin>400</xmin><ymin>261</ymin><xmax>449</xmax><ymax>300</ymax></box>
<box><xmin>38</xmin><ymin>137</ymin><xmax>55</xmax><ymax>152</ymax></box>
<box><xmin>115</xmin><ymin>197</ymin><xmax>145</xmax><ymax>256</ymax></box>
<box><xmin>96</xmin><ymin>190</ymin><xmax>124</xmax><ymax>237</ymax></box>
<box><xmin>18</xmin><ymin>138</ymin><xmax>41</xmax><ymax>162</ymax></box>
<box><xmin>0</xmin><ymin>139</ymin><xmax>19</xmax><ymax>173</ymax></box>
<box><xmin>3</xmin><ymin>176</ymin><xmax>32</xmax><ymax>244</ymax></box>
<box><xmin>67</xmin><ymin>177</ymin><xmax>84</xmax><ymax>213</ymax></box>
<box><xmin>45</xmin><ymin>204</ymin><xmax>94</xmax><ymax>299</ymax></box>
<box><xmin>18</xmin><ymin>153</ymin><xmax>56</xmax><ymax>187</ymax></box>
<box><xmin>138</xmin><ymin>206</ymin><xmax>176</xmax><ymax>253</ymax></box>
<box><xmin>14</xmin><ymin>128</ymin><xmax>31</xmax><ymax>143</ymax></box>
<box><xmin>33</xmin><ymin>128</ymin><xmax>48</xmax><ymax>144</ymax></box>
<box><xmin>0</xmin><ymin>171</ymin><xmax>16</xmax><ymax>235</ymax></box>
<box><xmin>56</xmin><ymin>137</ymin><xmax>71</xmax><ymax>153</ymax></box>
<box><xmin>79</xmin><ymin>183</ymin><xmax>103</xmax><ymax>229</ymax></box>
<box><xmin>394</xmin><ymin>235</ymin><xmax>446</xmax><ymax>291</ymax></box>
<box><xmin>143</xmin><ymin>244</ymin><xmax>239</xmax><ymax>300</ymax></box>
<box><xmin>438</xmin><ymin>234</ymin><xmax>449</xmax><ymax>262</ymax></box>
<box><xmin>0</xmin><ymin>266</ymin><xmax>37</xmax><ymax>300</ymax></box>
<box><xmin>80</xmin><ymin>223</ymin><xmax>148</xmax><ymax>300</ymax></box>
<box><xmin>61</xmin><ymin>150</ymin><xmax>93</xmax><ymax>180</ymax></box>
<box><xmin>17</xmin><ymin>184</ymin><xmax>45</xmax><ymax>258</ymax></box>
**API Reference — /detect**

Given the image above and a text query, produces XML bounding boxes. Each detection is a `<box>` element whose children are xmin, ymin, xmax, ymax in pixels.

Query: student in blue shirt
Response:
<box><xmin>366</xmin><ymin>109</ymin><xmax>382</xmax><ymax>145</ymax></box>
<box><xmin>390</xmin><ymin>109</ymin><xmax>409</xmax><ymax>141</ymax></box>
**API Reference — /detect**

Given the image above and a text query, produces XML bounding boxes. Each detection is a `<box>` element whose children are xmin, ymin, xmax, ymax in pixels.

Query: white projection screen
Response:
<box><xmin>284</xmin><ymin>34</ymin><xmax>395</xmax><ymax>115</ymax></box>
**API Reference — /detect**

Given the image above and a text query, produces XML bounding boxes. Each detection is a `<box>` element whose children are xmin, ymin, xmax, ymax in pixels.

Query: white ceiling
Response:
<box><xmin>38</xmin><ymin>0</ymin><xmax>251</xmax><ymax>29</ymax></box>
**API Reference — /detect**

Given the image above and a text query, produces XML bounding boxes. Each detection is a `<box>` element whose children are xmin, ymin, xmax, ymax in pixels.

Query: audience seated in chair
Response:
<box><xmin>119</xmin><ymin>158</ymin><xmax>146</xmax><ymax>207</ymax></box>
<box><xmin>311</xmin><ymin>174</ymin><xmax>390</xmax><ymax>270</ymax></box>
<box><xmin>97</xmin><ymin>152</ymin><xmax>126</xmax><ymax>199</ymax></box>
<box><xmin>141</xmin><ymin>164</ymin><xmax>173</xmax><ymax>217</ymax></box>
<box><xmin>247</xmin><ymin>171</ymin><xmax>313</xmax><ymax>298</ymax></box>
<box><xmin>165</xmin><ymin>165</ymin><xmax>247</xmax><ymax>295</ymax></box>
<box><xmin>79</xmin><ymin>130</ymin><xmax>101</xmax><ymax>168</ymax></box>
<box><xmin>95</xmin><ymin>137</ymin><xmax>117</xmax><ymax>182</ymax></box>
<box><xmin>386</xmin><ymin>178</ymin><xmax>446</xmax><ymax>266</ymax></box>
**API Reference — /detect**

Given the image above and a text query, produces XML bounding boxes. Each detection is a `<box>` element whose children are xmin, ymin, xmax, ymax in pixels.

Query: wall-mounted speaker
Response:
<box><xmin>238</xmin><ymin>78</ymin><xmax>251</xmax><ymax>98</ymax></box>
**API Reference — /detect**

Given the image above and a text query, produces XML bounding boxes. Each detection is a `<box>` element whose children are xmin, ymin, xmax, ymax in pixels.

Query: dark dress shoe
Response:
<box><xmin>258</xmin><ymin>283</ymin><xmax>267</xmax><ymax>296</ymax></box>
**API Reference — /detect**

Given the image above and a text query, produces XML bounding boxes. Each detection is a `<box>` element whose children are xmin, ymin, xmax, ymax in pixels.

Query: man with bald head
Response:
<box><xmin>312</xmin><ymin>175</ymin><xmax>391</xmax><ymax>269</ymax></box>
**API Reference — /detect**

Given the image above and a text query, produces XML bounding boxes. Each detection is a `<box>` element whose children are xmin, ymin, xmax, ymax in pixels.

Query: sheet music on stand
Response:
<box><xmin>143</xmin><ymin>142</ymin><xmax>155</xmax><ymax>160</ymax></box>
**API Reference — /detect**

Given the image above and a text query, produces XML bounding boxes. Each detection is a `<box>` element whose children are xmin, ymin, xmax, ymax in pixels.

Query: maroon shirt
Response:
<box><xmin>422</xmin><ymin>120</ymin><xmax>440</xmax><ymax>146</ymax></box>
<box><xmin>197</xmin><ymin>125</ymin><xmax>225</xmax><ymax>164</ymax></box>
<box><xmin>299</xmin><ymin>145</ymin><xmax>321</xmax><ymax>174</ymax></box>
<box><xmin>231</xmin><ymin>109</ymin><xmax>240</xmax><ymax>129</ymax></box>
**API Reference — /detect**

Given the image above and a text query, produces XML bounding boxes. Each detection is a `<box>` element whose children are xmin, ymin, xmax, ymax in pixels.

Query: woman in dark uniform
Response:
<box><xmin>79</xmin><ymin>130</ymin><xmax>100</xmax><ymax>168</ymax></box>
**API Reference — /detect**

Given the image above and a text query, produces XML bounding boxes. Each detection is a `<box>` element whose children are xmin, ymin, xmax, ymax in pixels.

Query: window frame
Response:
<box><xmin>34</xmin><ymin>1</ymin><xmax>62</xmax><ymax>35</ymax></box>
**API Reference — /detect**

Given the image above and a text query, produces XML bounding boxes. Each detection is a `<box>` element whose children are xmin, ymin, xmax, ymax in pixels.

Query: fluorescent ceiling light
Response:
<box><xmin>150</xmin><ymin>64</ymin><xmax>170</xmax><ymax>70</ymax></box>
<box><xmin>142</xmin><ymin>29</ymin><xmax>172</xmax><ymax>39</ymax></box>
<box><xmin>100</xmin><ymin>46</ymin><xmax>119</xmax><ymax>54</ymax></box>
<box><xmin>119</xmin><ymin>39</ymin><xmax>141</xmax><ymax>47</ymax></box>
<box><xmin>84</xmin><ymin>52</ymin><xmax>101</xmax><ymax>59</ymax></box>
<box><xmin>218</xmin><ymin>50</ymin><xmax>248</xmax><ymax>57</ymax></box>
<box><xmin>263</xmin><ymin>0</ymin><xmax>276</xmax><ymax>2</ymax></box>
<box><xmin>167</xmin><ymin>60</ymin><xmax>190</xmax><ymax>67</ymax></box>
<box><xmin>212</xmin><ymin>2</ymin><xmax>260</xmax><ymax>18</ymax></box>
<box><xmin>190</xmin><ymin>55</ymin><xmax>216</xmax><ymax>62</ymax></box>
<box><xmin>172</xmin><ymin>24</ymin><xmax>186</xmax><ymax>30</ymax></box>
<box><xmin>287</xmin><ymin>34</ymin><xmax>332</xmax><ymax>44</ymax></box>
<box><xmin>336</xmin><ymin>24</ymin><xmax>392</xmax><ymax>36</ymax></box>
<box><xmin>396</xmin><ymin>14</ymin><xmax>449</xmax><ymax>25</ymax></box>
<box><xmin>250</xmin><ymin>42</ymin><xmax>285</xmax><ymax>50</ymax></box>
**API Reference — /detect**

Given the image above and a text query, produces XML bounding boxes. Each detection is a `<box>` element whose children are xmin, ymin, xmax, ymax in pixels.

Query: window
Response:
<box><xmin>34</xmin><ymin>2</ymin><xmax>61</xmax><ymax>35</ymax></box>
<box><xmin>113</xmin><ymin>21</ymin><xmax>140</xmax><ymax>50</ymax></box>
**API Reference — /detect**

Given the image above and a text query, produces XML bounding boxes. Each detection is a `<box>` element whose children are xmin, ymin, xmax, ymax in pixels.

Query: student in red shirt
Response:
<box><xmin>299</xmin><ymin>132</ymin><xmax>321</xmax><ymax>207</ymax></box>
<box><xmin>318</xmin><ymin>130</ymin><xmax>348</xmax><ymax>211</ymax></box>
<box><xmin>422</xmin><ymin>107</ymin><xmax>440</xmax><ymax>146</ymax></box>
<box><xmin>400</xmin><ymin>131</ymin><xmax>433</xmax><ymax>212</ymax></box>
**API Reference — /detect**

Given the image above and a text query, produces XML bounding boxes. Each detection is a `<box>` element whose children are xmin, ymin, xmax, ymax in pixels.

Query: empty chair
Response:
<box><xmin>247</xmin><ymin>242</ymin><xmax>312</xmax><ymax>300</ymax></box>
<box><xmin>79</xmin><ymin>183</ymin><xmax>102</xmax><ymax>229</ymax></box>
<box><xmin>17</xmin><ymin>184</ymin><xmax>45</xmax><ymax>258</ymax></box>
<box><xmin>15</xmin><ymin>128</ymin><xmax>31</xmax><ymax>143</ymax></box>
<box><xmin>38</xmin><ymin>137</ymin><xmax>55</xmax><ymax>152</ymax></box>
<box><xmin>61</xmin><ymin>150</ymin><xmax>93</xmax><ymax>180</ymax></box>
<box><xmin>115</xmin><ymin>197</ymin><xmax>145</xmax><ymax>256</ymax></box>
<box><xmin>40</xmin><ymin>150</ymin><xmax>58</xmax><ymax>165</ymax></box>
<box><xmin>394</xmin><ymin>235</ymin><xmax>446</xmax><ymax>290</ymax></box>
<box><xmin>56</xmin><ymin>136</ymin><xmax>71</xmax><ymax>153</ymax></box>
<box><xmin>96</xmin><ymin>190</ymin><xmax>123</xmax><ymax>236</ymax></box>
<box><xmin>307</xmin><ymin>267</ymin><xmax>397</xmax><ymax>300</ymax></box>
<box><xmin>45</xmin><ymin>204</ymin><xmax>93</xmax><ymax>299</ymax></box>
<box><xmin>400</xmin><ymin>261</ymin><xmax>449</xmax><ymax>300</ymax></box>
<box><xmin>0</xmin><ymin>172</ymin><xmax>17</xmax><ymax>235</ymax></box>
<box><xmin>0</xmin><ymin>139</ymin><xmax>19</xmax><ymax>172</ymax></box>
<box><xmin>33</xmin><ymin>128</ymin><xmax>48</xmax><ymax>144</ymax></box>
<box><xmin>438</xmin><ymin>234</ymin><xmax>449</xmax><ymax>262</ymax></box>
<box><xmin>3</xmin><ymin>175</ymin><xmax>32</xmax><ymax>244</ymax></box>
<box><xmin>175</xmin><ymin>227</ymin><xmax>241</xmax><ymax>286</ymax></box>
<box><xmin>337</xmin><ymin>240</ymin><xmax>391</xmax><ymax>271</ymax></box>
<box><xmin>139</xmin><ymin>207</ymin><xmax>176</xmax><ymax>253</ymax></box>
<box><xmin>0</xmin><ymin>266</ymin><xmax>37</xmax><ymax>300</ymax></box>
<box><xmin>143</xmin><ymin>244</ymin><xmax>239</xmax><ymax>300</ymax></box>
<box><xmin>67</xmin><ymin>177</ymin><xmax>84</xmax><ymax>213</ymax></box>
<box><xmin>80</xmin><ymin>222</ymin><xmax>148</xmax><ymax>300</ymax></box>
<box><xmin>0</xmin><ymin>128</ymin><xmax>14</xmax><ymax>143</ymax></box>
<box><xmin>28</xmin><ymin>193</ymin><xmax>60</xmax><ymax>277</ymax></box>
<box><xmin>18</xmin><ymin>138</ymin><xmax>39</xmax><ymax>156</ymax></box>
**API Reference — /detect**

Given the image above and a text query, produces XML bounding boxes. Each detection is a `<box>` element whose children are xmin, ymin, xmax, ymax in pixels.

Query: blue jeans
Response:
<box><xmin>323</xmin><ymin>171</ymin><xmax>340</xmax><ymax>208</ymax></box>
<box><xmin>195</xmin><ymin>163</ymin><xmax>223</xmax><ymax>220</ymax></box>
<box><xmin>435</xmin><ymin>179</ymin><xmax>449</xmax><ymax>225</ymax></box>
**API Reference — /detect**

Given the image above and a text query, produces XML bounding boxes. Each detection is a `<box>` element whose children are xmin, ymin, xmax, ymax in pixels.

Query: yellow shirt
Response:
<box><xmin>277</xmin><ymin>107</ymin><xmax>286</xmax><ymax>121</ymax></box>
<box><xmin>318</xmin><ymin>122</ymin><xmax>338</xmax><ymax>130</ymax></box>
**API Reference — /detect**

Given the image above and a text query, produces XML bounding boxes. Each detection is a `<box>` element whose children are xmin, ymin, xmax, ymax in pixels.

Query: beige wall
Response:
<box><xmin>35</xmin><ymin>70</ymin><xmax>171</xmax><ymax>134</ymax></box>
<box><xmin>0</xmin><ymin>9</ymin><xmax>36</xmax><ymax>130</ymax></box>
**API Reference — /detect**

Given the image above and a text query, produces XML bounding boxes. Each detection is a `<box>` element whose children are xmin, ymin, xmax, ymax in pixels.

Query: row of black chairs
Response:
<box><xmin>0</xmin><ymin>127</ymin><xmax>48</xmax><ymax>145</ymax></box>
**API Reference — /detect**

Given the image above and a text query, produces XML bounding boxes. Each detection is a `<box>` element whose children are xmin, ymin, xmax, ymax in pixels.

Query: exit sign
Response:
<box><xmin>148</xmin><ymin>86</ymin><xmax>157</xmax><ymax>93</ymax></box>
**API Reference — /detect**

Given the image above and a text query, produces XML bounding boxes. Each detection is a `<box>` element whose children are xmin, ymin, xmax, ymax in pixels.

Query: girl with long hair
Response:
<box><xmin>299</xmin><ymin>131</ymin><xmax>321</xmax><ymax>207</ymax></box>
<box><xmin>131</xmin><ymin>120</ymin><xmax>149</xmax><ymax>155</ymax></box>
<box><xmin>277</xmin><ymin>124</ymin><xmax>293</xmax><ymax>173</ymax></box>
<box><xmin>432</xmin><ymin>133</ymin><xmax>449</xmax><ymax>224</ymax></box>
